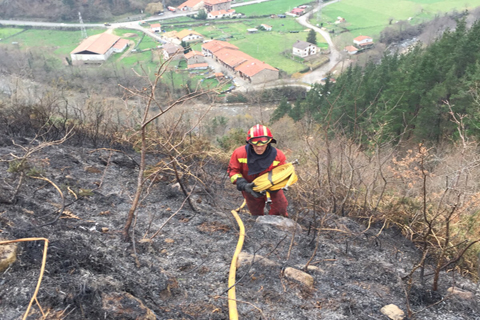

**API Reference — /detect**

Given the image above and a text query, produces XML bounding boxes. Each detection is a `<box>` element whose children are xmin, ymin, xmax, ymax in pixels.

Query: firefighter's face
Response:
<box><xmin>252</xmin><ymin>144</ymin><xmax>268</xmax><ymax>155</ymax></box>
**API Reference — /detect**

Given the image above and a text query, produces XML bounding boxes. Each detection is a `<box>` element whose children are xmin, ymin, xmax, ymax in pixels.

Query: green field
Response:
<box><xmin>231</xmin><ymin>31</ymin><xmax>313</xmax><ymax>73</ymax></box>
<box><xmin>235</xmin><ymin>0</ymin><xmax>312</xmax><ymax>16</ymax></box>
<box><xmin>315</xmin><ymin>0</ymin><xmax>480</xmax><ymax>40</ymax></box>
<box><xmin>0</xmin><ymin>28</ymin><xmax>105</xmax><ymax>55</ymax></box>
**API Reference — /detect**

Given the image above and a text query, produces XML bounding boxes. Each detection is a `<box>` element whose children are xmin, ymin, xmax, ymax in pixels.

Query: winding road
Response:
<box><xmin>0</xmin><ymin>0</ymin><xmax>342</xmax><ymax>88</ymax></box>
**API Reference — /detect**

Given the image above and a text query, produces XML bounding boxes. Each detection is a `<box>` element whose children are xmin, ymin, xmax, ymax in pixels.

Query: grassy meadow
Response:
<box><xmin>315</xmin><ymin>0</ymin><xmax>480</xmax><ymax>40</ymax></box>
<box><xmin>235</xmin><ymin>0</ymin><xmax>311</xmax><ymax>16</ymax></box>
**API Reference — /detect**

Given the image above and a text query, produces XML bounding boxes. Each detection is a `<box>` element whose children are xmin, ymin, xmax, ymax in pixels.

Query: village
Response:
<box><xmin>68</xmin><ymin>0</ymin><xmax>375</xmax><ymax>88</ymax></box>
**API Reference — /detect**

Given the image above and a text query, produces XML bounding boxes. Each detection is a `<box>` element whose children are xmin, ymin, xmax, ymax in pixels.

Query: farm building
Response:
<box><xmin>70</xmin><ymin>33</ymin><xmax>127</xmax><ymax>64</ymax></box>
<box><xmin>344</xmin><ymin>45</ymin><xmax>358</xmax><ymax>55</ymax></box>
<box><xmin>175</xmin><ymin>30</ymin><xmax>204</xmax><ymax>42</ymax></box>
<box><xmin>163</xmin><ymin>43</ymin><xmax>184</xmax><ymax>60</ymax></box>
<box><xmin>353</xmin><ymin>35</ymin><xmax>374</xmax><ymax>47</ymax></box>
<box><xmin>261</xmin><ymin>24</ymin><xmax>272</xmax><ymax>31</ymax></box>
<box><xmin>178</xmin><ymin>0</ymin><xmax>204</xmax><ymax>11</ymax></box>
<box><xmin>202</xmin><ymin>40</ymin><xmax>238</xmax><ymax>57</ymax></box>
<box><xmin>185</xmin><ymin>50</ymin><xmax>205</xmax><ymax>64</ymax></box>
<box><xmin>188</xmin><ymin>63</ymin><xmax>209</xmax><ymax>70</ymax></box>
<box><xmin>201</xmin><ymin>40</ymin><xmax>278</xmax><ymax>84</ymax></box>
<box><xmin>150</xmin><ymin>23</ymin><xmax>161</xmax><ymax>33</ymax></box>
<box><xmin>290</xmin><ymin>8</ymin><xmax>305</xmax><ymax>16</ymax></box>
<box><xmin>204</xmin><ymin>0</ymin><xmax>232</xmax><ymax>12</ymax></box>
<box><xmin>292</xmin><ymin>40</ymin><xmax>317</xmax><ymax>57</ymax></box>
<box><xmin>207</xmin><ymin>9</ymin><xmax>235</xmax><ymax>19</ymax></box>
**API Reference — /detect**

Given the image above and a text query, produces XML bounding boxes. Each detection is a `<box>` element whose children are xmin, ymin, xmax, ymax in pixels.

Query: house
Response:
<box><xmin>207</xmin><ymin>9</ymin><xmax>235</xmax><ymax>19</ymax></box>
<box><xmin>335</xmin><ymin>16</ymin><xmax>346</xmax><ymax>24</ymax></box>
<box><xmin>202</xmin><ymin>40</ymin><xmax>238</xmax><ymax>57</ymax></box>
<box><xmin>353</xmin><ymin>35</ymin><xmax>373</xmax><ymax>46</ymax></box>
<box><xmin>247</xmin><ymin>28</ymin><xmax>258</xmax><ymax>33</ymax></box>
<box><xmin>150</xmin><ymin>23</ymin><xmax>161</xmax><ymax>33</ymax></box>
<box><xmin>235</xmin><ymin>59</ymin><xmax>279</xmax><ymax>85</ymax></box>
<box><xmin>292</xmin><ymin>40</ymin><xmax>317</xmax><ymax>57</ymax></box>
<box><xmin>175</xmin><ymin>30</ymin><xmax>204</xmax><ymax>43</ymax></box>
<box><xmin>204</xmin><ymin>0</ymin><xmax>232</xmax><ymax>12</ymax></box>
<box><xmin>188</xmin><ymin>63</ymin><xmax>209</xmax><ymax>70</ymax></box>
<box><xmin>178</xmin><ymin>0</ymin><xmax>204</xmax><ymax>11</ymax></box>
<box><xmin>201</xmin><ymin>40</ymin><xmax>279</xmax><ymax>84</ymax></box>
<box><xmin>185</xmin><ymin>50</ymin><xmax>205</xmax><ymax>65</ymax></box>
<box><xmin>290</xmin><ymin>8</ymin><xmax>304</xmax><ymax>16</ymax></box>
<box><xmin>344</xmin><ymin>45</ymin><xmax>358</xmax><ymax>55</ymax></box>
<box><xmin>70</xmin><ymin>33</ymin><xmax>125</xmax><ymax>64</ymax></box>
<box><xmin>162</xmin><ymin>31</ymin><xmax>182</xmax><ymax>45</ymax></box>
<box><xmin>163</xmin><ymin>43</ymin><xmax>184</xmax><ymax>60</ymax></box>
<box><xmin>261</xmin><ymin>24</ymin><xmax>272</xmax><ymax>31</ymax></box>
<box><xmin>112</xmin><ymin>39</ymin><xmax>129</xmax><ymax>53</ymax></box>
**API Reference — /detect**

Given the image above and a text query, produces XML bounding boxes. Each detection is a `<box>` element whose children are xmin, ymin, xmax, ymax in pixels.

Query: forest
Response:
<box><xmin>272</xmin><ymin>16</ymin><xmax>480</xmax><ymax>145</ymax></box>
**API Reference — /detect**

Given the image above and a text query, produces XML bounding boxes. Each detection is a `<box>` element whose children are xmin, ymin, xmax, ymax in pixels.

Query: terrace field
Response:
<box><xmin>313</xmin><ymin>0</ymin><xmax>480</xmax><ymax>40</ymax></box>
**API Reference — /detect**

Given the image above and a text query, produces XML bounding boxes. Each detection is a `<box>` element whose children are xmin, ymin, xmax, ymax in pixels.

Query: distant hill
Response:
<box><xmin>0</xmin><ymin>0</ymin><xmax>172</xmax><ymax>22</ymax></box>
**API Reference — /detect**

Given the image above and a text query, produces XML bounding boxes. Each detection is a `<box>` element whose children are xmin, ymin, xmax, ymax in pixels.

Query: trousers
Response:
<box><xmin>241</xmin><ymin>190</ymin><xmax>288</xmax><ymax>217</ymax></box>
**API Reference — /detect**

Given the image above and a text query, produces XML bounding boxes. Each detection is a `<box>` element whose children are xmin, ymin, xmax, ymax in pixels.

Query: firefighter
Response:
<box><xmin>228</xmin><ymin>124</ymin><xmax>288</xmax><ymax>217</ymax></box>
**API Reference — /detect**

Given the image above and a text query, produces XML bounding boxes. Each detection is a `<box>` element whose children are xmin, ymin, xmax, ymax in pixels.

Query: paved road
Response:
<box><xmin>296</xmin><ymin>0</ymin><xmax>344</xmax><ymax>84</ymax></box>
<box><xmin>0</xmin><ymin>0</ymin><xmax>342</xmax><ymax>88</ymax></box>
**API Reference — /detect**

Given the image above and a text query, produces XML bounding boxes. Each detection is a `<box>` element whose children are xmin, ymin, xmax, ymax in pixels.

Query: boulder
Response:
<box><xmin>380</xmin><ymin>304</ymin><xmax>405</xmax><ymax>320</ymax></box>
<box><xmin>0</xmin><ymin>241</ymin><xmax>18</xmax><ymax>272</ymax></box>
<box><xmin>102</xmin><ymin>292</ymin><xmax>156</xmax><ymax>320</ymax></box>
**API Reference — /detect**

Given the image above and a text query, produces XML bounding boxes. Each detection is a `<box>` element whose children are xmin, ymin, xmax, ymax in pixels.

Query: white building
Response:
<box><xmin>292</xmin><ymin>40</ymin><xmax>317</xmax><ymax>58</ymax></box>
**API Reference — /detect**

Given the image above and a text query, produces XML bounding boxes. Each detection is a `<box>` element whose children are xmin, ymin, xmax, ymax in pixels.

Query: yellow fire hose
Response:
<box><xmin>227</xmin><ymin>163</ymin><xmax>298</xmax><ymax>319</ymax></box>
<box><xmin>228</xmin><ymin>200</ymin><xmax>246</xmax><ymax>320</ymax></box>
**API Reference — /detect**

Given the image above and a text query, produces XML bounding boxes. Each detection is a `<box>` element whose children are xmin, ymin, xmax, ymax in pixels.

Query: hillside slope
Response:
<box><xmin>0</xmin><ymin>134</ymin><xmax>479</xmax><ymax>320</ymax></box>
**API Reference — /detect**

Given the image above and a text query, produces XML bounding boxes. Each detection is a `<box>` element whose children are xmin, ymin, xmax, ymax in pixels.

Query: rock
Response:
<box><xmin>284</xmin><ymin>267</ymin><xmax>314</xmax><ymax>288</ymax></box>
<box><xmin>447</xmin><ymin>287</ymin><xmax>474</xmax><ymax>299</ymax></box>
<box><xmin>102</xmin><ymin>292</ymin><xmax>157</xmax><ymax>320</ymax></box>
<box><xmin>111</xmin><ymin>153</ymin><xmax>137</xmax><ymax>169</ymax></box>
<box><xmin>380</xmin><ymin>304</ymin><xmax>405</xmax><ymax>320</ymax></box>
<box><xmin>236</xmin><ymin>252</ymin><xmax>278</xmax><ymax>268</ymax></box>
<box><xmin>0</xmin><ymin>241</ymin><xmax>18</xmax><ymax>272</ymax></box>
<box><xmin>255</xmin><ymin>215</ymin><xmax>302</xmax><ymax>233</ymax></box>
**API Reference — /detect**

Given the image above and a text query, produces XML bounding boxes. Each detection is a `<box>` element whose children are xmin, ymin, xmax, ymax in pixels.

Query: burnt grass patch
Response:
<box><xmin>0</xmin><ymin>138</ymin><xmax>479</xmax><ymax>320</ymax></box>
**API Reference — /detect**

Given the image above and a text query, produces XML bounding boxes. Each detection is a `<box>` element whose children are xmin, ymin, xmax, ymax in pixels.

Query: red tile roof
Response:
<box><xmin>179</xmin><ymin>0</ymin><xmax>203</xmax><ymax>8</ymax></box>
<box><xmin>71</xmin><ymin>33</ymin><xmax>121</xmax><ymax>55</ymax></box>
<box><xmin>236</xmin><ymin>58</ymin><xmax>277</xmax><ymax>77</ymax></box>
<box><xmin>353</xmin><ymin>35</ymin><xmax>372</xmax><ymax>42</ymax></box>
<box><xmin>208</xmin><ymin>9</ymin><xmax>235</xmax><ymax>17</ymax></box>
<box><xmin>344</xmin><ymin>45</ymin><xmax>357</xmax><ymax>53</ymax></box>
<box><xmin>185</xmin><ymin>50</ymin><xmax>203</xmax><ymax>59</ymax></box>
<box><xmin>113</xmin><ymin>39</ymin><xmax>129</xmax><ymax>50</ymax></box>
<box><xmin>202</xmin><ymin>40</ymin><xmax>238</xmax><ymax>53</ymax></box>
<box><xmin>204</xmin><ymin>0</ymin><xmax>230</xmax><ymax>5</ymax></box>
<box><xmin>188</xmin><ymin>63</ymin><xmax>209</xmax><ymax>69</ymax></box>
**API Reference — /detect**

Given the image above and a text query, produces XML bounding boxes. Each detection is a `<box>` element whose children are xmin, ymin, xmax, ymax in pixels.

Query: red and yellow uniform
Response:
<box><xmin>228</xmin><ymin>145</ymin><xmax>288</xmax><ymax>216</ymax></box>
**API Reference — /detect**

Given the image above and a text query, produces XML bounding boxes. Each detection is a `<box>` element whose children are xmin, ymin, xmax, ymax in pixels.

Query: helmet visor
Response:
<box><xmin>249</xmin><ymin>137</ymin><xmax>271</xmax><ymax>146</ymax></box>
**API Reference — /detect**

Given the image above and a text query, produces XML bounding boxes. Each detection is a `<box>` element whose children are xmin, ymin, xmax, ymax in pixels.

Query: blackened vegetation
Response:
<box><xmin>0</xmin><ymin>133</ymin><xmax>478</xmax><ymax>319</ymax></box>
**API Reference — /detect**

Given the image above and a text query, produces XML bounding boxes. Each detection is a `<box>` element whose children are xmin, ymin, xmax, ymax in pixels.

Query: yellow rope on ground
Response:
<box><xmin>228</xmin><ymin>200</ymin><xmax>246</xmax><ymax>320</ymax></box>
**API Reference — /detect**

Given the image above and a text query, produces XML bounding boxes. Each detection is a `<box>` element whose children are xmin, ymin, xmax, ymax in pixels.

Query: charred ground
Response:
<box><xmin>0</xmin><ymin>135</ymin><xmax>479</xmax><ymax>320</ymax></box>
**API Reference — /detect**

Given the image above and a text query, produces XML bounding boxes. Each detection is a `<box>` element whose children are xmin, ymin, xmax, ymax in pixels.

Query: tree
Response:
<box><xmin>270</xmin><ymin>97</ymin><xmax>291</xmax><ymax>122</ymax></box>
<box><xmin>197</xmin><ymin>9</ymin><xmax>207</xmax><ymax>20</ymax></box>
<box><xmin>307</xmin><ymin>29</ymin><xmax>317</xmax><ymax>45</ymax></box>
<box><xmin>181</xmin><ymin>40</ymin><xmax>191</xmax><ymax>54</ymax></box>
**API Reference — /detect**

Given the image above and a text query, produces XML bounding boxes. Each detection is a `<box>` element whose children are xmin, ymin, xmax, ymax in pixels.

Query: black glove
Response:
<box><xmin>236</xmin><ymin>178</ymin><xmax>263</xmax><ymax>198</ymax></box>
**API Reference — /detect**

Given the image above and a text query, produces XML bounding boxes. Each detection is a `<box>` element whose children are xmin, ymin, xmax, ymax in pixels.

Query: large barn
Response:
<box><xmin>70</xmin><ymin>33</ymin><xmax>128</xmax><ymax>64</ymax></box>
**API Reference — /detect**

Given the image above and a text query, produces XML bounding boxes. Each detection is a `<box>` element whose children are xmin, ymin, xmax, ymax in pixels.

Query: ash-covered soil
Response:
<box><xmin>0</xmin><ymin>137</ymin><xmax>479</xmax><ymax>320</ymax></box>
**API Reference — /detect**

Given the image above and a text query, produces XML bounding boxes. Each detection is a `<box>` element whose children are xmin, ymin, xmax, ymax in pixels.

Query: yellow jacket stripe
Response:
<box><xmin>238</xmin><ymin>158</ymin><xmax>247</xmax><ymax>163</ymax></box>
<box><xmin>231</xmin><ymin>173</ymin><xmax>243</xmax><ymax>183</ymax></box>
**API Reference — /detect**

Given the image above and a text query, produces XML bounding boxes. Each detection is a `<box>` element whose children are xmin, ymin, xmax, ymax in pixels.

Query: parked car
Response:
<box><xmin>104</xmin><ymin>23</ymin><xmax>111</xmax><ymax>26</ymax></box>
